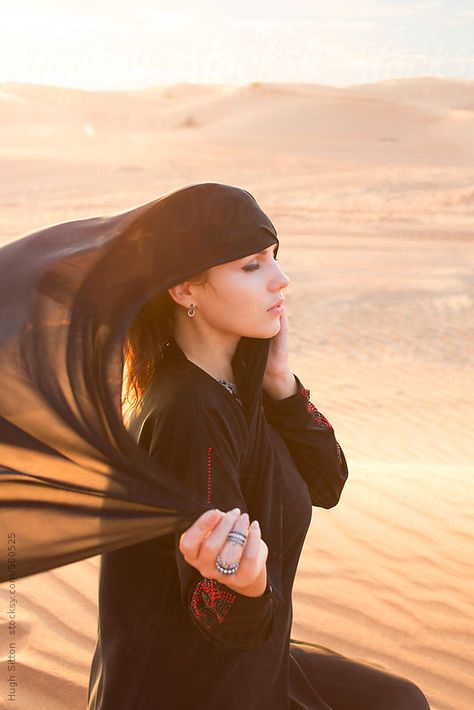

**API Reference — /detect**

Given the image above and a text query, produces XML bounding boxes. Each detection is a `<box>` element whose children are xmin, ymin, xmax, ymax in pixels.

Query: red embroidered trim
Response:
<box><xmin>207</xmin><ymin>446</ymin><xmax>212</xmax><ymax>504</ymax></box>
<box><xmin>297</xmin><ymin>381</ymin><xmax>344</xmax><ymax>464</ymax></box>
<box><xmin>190</xmin><ymin>577</ymin><xmax>236</xmax><ymax>628</ymax></box>
<box><xmin>297</xmin><ymin>382</ymin><xmax>333</xmax><ymax>429</ymax></box>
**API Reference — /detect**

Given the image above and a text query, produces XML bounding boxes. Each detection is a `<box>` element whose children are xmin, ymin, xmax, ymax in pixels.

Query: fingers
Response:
<box><xmin>179</xmin><ymin>508</ymin><xmax>238</xmax><ymax>563</ymax></box>
<box><xmin>212</xmin><ymin>516</ymin><xmax>268</xmax><ymax>588</ymax></box>
<box><xmin>206</xmin><ymin>511</ymin><xmax>250</xmax><ymax>574</ymax></box>
<box><xmin>201</xmin><ymin>508</ymin><xmax>243</xmax><ymax>566</ymax></box>
<box><xmin>235</xmin><ymin>520</ymin><xmax>268</xmax><ymax>581</ymax></box>
<box><xmin>179</xmin><ymin>508</ymin><xmax>267</xmax><ymax>587</ymax></box>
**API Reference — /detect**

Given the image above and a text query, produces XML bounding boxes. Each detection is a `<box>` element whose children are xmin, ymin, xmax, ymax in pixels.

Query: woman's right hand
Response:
<box><xmin>178</xmin><ymin>508</ymin><xmax>268</xmax><ymax>596</ymax></box>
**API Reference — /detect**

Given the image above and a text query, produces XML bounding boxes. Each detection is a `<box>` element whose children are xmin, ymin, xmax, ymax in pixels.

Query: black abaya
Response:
<box><xmin>87</xmin><ymin>339</ymin><xmax>430</xmax><ymax>709</ymax></box>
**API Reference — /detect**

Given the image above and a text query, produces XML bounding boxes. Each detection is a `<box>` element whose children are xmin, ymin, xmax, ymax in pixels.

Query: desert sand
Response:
<box><xmin>0</xmin><ymin>77</ymin><xmax>473</xmax><ymax>710</ymax></box>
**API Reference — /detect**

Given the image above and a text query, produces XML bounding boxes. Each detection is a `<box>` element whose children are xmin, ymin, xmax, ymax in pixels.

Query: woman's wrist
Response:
<box><xmin>262</xmin><ymin>370</ymin><xmax>298</xmax><ymax>401</ymax></box>
<box><xmin>223</xmin><ymin>565</ymin><xmax>268</xmax><ymax>598</ymax></box>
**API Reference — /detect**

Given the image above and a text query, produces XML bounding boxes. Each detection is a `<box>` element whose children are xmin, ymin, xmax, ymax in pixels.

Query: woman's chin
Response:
<box><xmin>261</xmin><ymin>321</ymin><xmax>282</xmax><ymax>338</ymax></box>
<box><xmin>237</xmin><ymin>318</ymin><xmax>281</xmax><ymax>340</ymax></box>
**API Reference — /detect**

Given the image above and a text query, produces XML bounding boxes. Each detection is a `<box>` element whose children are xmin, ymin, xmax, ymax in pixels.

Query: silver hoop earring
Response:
<box><xmin>187</xmin><ymin>303</ymin><xmax>196</xmax><ymax>317</ymax></box>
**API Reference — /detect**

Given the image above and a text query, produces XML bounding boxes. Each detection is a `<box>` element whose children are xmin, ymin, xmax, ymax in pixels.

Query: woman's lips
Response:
<box><xmin>268</xmin><ymin>298</ymin><xmax>284</xmax><ymax>311</ymax></box>
<box><xmin>268</xmin><ymin>304</ymin><xmax>283</xmax><ymax>314</ymax></box>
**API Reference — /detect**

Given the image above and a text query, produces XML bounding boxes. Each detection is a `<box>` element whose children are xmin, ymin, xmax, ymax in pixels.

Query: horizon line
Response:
<box><xmin>1</xmin><ymin>74</ymin><xmax>473</xmax><ymax>95</ymax></box>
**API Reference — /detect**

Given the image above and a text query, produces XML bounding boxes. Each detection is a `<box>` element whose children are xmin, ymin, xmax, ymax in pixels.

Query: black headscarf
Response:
<box><xmin>0</xmin><ymin>182</ymin><xmax>279</xmax><ymax>583</ymax></box>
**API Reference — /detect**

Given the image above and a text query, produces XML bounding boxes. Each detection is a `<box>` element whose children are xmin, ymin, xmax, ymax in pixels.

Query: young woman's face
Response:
<box><xmin>193</xmin><ymin>243</ymin><xmax>290</xmax><ymax>339</ymax></box>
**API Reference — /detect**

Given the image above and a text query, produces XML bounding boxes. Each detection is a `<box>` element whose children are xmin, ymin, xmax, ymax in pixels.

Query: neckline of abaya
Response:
<box><xmin>164</xmin><ymin>338</ymin><xmax>244</xmax><ymax>409</ymax></box>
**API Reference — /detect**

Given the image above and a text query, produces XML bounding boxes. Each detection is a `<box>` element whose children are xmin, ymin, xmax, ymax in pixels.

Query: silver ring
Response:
<box><xmin>215</xmin><ymin>554</ymin><xmax>239</xmax><ymax>575</ymax></box>
<box><xmin>227</xmin><ymin>529</ymin><xmax>247</xmax><ymax>546</ymax></box>
<box><xmin>215</xmin><ymin>526</ymin><xmax>247</xmax><ymax>576</ymax></box>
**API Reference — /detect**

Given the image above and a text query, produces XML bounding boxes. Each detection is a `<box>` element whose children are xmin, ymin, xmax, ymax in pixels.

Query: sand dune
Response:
<box><xmin>345</xmin><ymin>76</ymin><xmax>474</xmax><ymax>111</ymax></box>
<box><xmin>0</xmin><ymin>78</ymin><xmax>473</xmax><ymax>710</ymax></box>
<box><xmin>1</xmin><ymin>77</ymin><xmax>474</xmax><ymax>165</ymax></box>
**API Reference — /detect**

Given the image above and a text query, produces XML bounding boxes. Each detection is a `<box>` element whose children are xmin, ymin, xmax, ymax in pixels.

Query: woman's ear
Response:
<box><xmin>167</xmin><ymin>283</ymin><xmax>192</xmax><ymax>308</ymax></box>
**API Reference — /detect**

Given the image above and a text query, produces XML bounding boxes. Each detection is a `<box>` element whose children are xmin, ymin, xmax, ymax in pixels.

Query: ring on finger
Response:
<box><xmin>215</xmin><ymin>526</ymin><xmax>247</xmax><ymax>575</ymax></box>
<box><xmin>226</xmin><ymin>529</ymin><xmax>247</xmax><ymax>546</ymax></box>
<box><xmin>215</xmin><ymin>555</ymin><xmax>240</xmax><ymax>575</ymax></box>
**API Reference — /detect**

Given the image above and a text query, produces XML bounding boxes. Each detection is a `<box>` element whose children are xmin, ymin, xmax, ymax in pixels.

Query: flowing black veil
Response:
<box><xmin>0</xmin><ymin>182</ymin><xmax>279</xmax><ymax>583</ymax></box>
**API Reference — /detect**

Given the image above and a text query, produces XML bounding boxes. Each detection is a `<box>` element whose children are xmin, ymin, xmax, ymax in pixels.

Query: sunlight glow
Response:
<box><xmin>1</xmin><ymin>1</ymin><xmax>473</xmax><ymax>90</ymax></box>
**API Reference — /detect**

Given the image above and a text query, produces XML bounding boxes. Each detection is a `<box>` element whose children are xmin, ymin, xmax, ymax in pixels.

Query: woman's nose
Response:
<box><xmin>277</xmin><ymin>267</ymin><xmax>290</xmax><ymax>289</ymax></box>
<box><xmin>270</xmin><ymin>259</ymin><xmax>290</xmax><ymax>289</ymax></box>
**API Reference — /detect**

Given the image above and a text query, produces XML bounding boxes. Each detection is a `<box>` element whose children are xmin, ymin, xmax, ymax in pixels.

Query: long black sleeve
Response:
<box><xmin>262</xmin><ymin>374</ymin><xmax>349</xmax><ymax>509</ymax></box>
<box><xmin>138</xmin><ymin>388</ymin><xmax>283</xmax><ymax>652</ymax></box>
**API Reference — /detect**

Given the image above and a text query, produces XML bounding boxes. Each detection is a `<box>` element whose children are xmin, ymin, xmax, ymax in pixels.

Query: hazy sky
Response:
<box><xmin>1</xmin><ymin>0</ymin><xmax>473</xmax><ymax>90</ymax></box>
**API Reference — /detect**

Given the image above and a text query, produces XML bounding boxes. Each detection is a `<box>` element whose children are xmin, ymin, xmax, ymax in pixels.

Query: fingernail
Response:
<box><xmin>251</xmin><ymin>520</ymin><xmax>260</xmax><ymax>530</ymax></box>
<box><xmin>241</xmin><ymin>512</ymin><xmax>249</xmax><ymax>525</ymax></box>
<box><xmin>231</xmin><ymin>507</ymin><xmax>241</xmax><ymax>516</ymax></box>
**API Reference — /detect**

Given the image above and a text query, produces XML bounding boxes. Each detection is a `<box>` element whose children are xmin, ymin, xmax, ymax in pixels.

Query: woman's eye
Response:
<box><xmin>242</xmin><ymin>254</ymin><xmax>277</xmax><ymax>271</ymax></box>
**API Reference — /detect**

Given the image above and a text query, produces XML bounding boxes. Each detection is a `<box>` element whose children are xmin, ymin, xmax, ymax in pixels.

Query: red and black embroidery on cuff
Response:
<box><xmin>297</xmin><ymin>382</ymin><xmax>344</xmax><ymax>465</ymax></box>
<box><xmin>190</xmin><ymin>577</ymin><xmax>236</xmax><ymax>628</ymax></box>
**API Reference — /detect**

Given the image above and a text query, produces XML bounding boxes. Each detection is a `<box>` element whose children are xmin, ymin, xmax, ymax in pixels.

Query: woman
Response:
<box><xmin>0</xmin><ymin>182</ymin><xmax>430</xmax><ymax>708</ymax></box>
<box><xmin>87</xmin><ymin>185</ymin><xmax>431</xmax><ymax>709</ymax></box>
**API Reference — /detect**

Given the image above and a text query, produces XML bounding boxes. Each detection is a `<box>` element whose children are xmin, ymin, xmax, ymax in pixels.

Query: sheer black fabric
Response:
<box><xmin>0</xmin><ymin>182</ymin><xmax>280</xmax><ymax>582</ymax></box>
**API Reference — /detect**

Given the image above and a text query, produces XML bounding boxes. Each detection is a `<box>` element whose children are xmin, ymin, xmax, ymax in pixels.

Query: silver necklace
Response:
<box><xmin>217</xmin><ymin>379</ymin><xmax>243</xmax><ymax>406</ymax></box>
<box><xmin>217</xmin><ymin>378</ymin><xmax>238</xmax><ymax>395</ymax></box>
